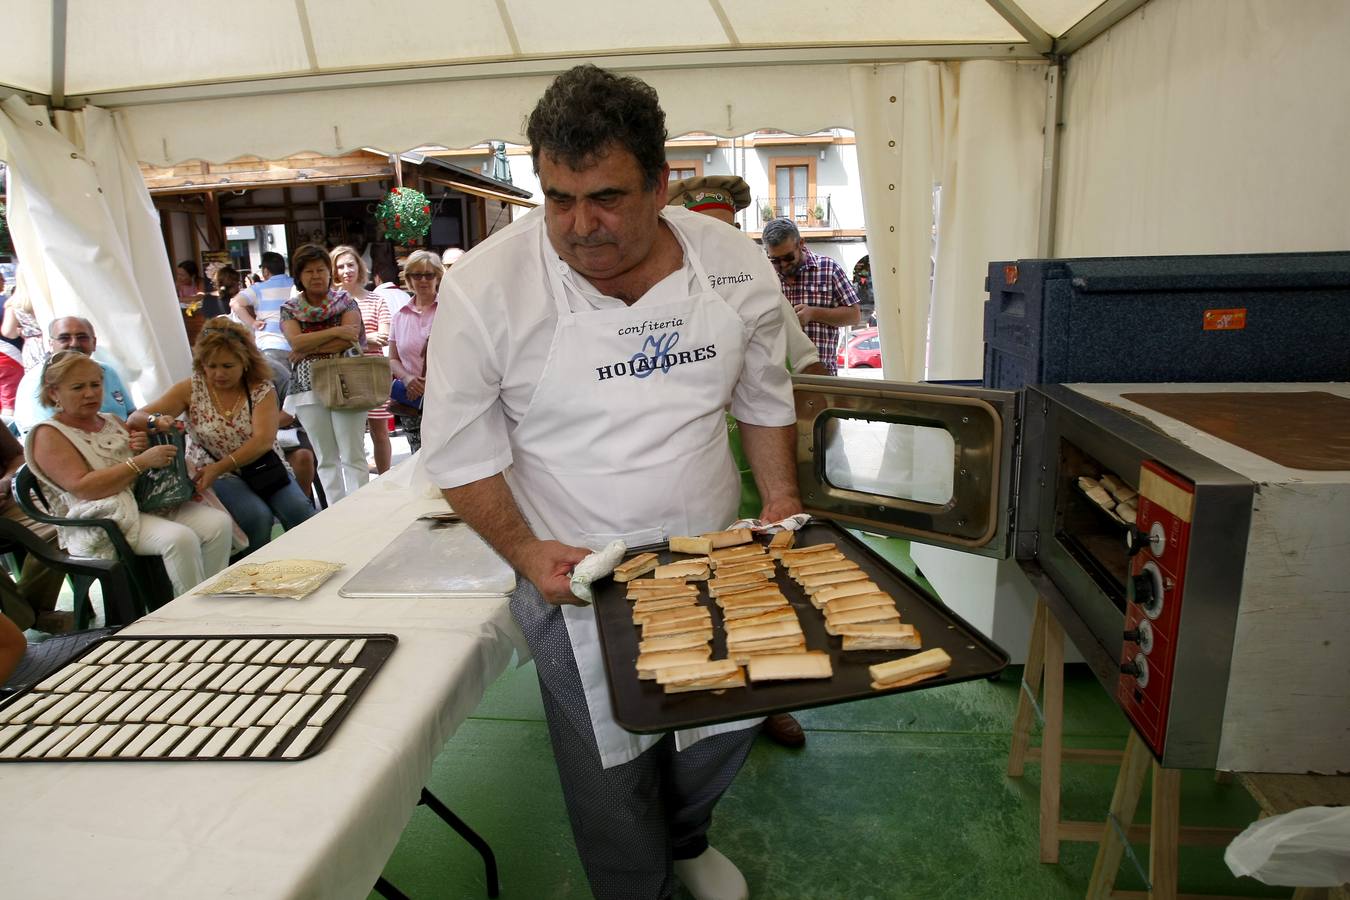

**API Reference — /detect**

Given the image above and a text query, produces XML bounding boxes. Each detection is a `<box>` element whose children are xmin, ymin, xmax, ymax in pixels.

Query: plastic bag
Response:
<box><xmin>1225</xmin><ymin>806</ymin><xmax>1350</xmax><ymax>887</ymax></box>
<box><xmin>134</xmin><ymin>429</ymin><xmax>194</xmax><ymax>511</ymax></box>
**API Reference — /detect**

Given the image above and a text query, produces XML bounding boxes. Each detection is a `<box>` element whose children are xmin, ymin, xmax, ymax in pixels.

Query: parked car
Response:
<box><xmin>837</xmin><ymin>327</ymin><xmax>882</xmax><ymax>369</ymax></box>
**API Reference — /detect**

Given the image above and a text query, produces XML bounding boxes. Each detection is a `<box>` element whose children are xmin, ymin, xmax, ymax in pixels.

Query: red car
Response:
<box><xmin>837</xmin><ymin>327</ymin><xmax>882</xmax><ymax>369</ymax></box>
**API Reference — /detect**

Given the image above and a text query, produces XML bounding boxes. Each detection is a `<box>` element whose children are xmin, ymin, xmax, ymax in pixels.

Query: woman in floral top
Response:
<box><xmin>129</xmin><ymin>319</ymin><xmax>314</xmax><ymax>556</ymax></box>
<box><xmin>280</xmin><ymin>243</ymin><xmax>370</xmax><ymax>504</ymax></box>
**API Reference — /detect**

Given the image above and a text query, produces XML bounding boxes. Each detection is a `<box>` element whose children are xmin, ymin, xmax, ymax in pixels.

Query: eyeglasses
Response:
<box><xmin>407</xmin><ymin>272</ymin><xmax>438</xmax><ymax>281</ymax></box>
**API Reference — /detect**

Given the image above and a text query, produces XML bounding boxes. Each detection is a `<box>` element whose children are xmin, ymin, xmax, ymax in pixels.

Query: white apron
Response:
<box><xmin>508</xmin><ymin>219</ymin><xmax>762</xmax><ymax>768</ymax></box>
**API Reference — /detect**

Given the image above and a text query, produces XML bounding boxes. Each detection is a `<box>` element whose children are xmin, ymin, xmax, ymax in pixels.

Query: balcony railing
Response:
<box><xmin>751</xmin><ymin>195</ymin><xmax>833</xmax><ymax>231</ymax></box>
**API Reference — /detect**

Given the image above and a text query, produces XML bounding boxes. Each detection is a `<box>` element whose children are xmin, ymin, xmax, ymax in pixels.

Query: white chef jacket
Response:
<box><xmin>421</xmin><ymin>206</ymin><xmax>797</xmax><ymax>491</ymax></box>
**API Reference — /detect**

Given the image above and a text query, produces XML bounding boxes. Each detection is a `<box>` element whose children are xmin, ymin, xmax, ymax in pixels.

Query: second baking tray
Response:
<box><xmin>592</xmin><ymin>521</ymin><xmax>1009</xmax><ymax>733</ymax></box>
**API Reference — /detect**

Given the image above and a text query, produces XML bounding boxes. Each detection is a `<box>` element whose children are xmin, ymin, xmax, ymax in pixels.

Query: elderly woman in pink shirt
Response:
<box><xmin>388</xmin><ymin>249</ymin><xmax>442</xmax><ymax>453</ymax></box>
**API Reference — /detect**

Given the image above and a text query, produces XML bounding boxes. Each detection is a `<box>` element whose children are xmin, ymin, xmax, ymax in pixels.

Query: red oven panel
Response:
<box><xmin>1117</xmin><ymin>461</ymin><xmax>1194</xmax><ymax>758</ymax></box>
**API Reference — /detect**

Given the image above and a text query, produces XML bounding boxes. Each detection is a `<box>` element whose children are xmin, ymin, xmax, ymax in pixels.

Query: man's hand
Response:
<box><xmin>794</xmin><ymin>303</ymin><xmax>814</xmax><ymax>328</ymax></box>
<box><xmin>405</xmin><ymin>376</ymin><xmax>427</xmax><ymax>400</ymax></box>
<box><xmin>759</xmin><ymin>496</ymin><xmax>805</xmax><ymax>524</ymax></box>
<box><xmin>254</xmin><ymin>319</ymin><xmax>267</xmax><ymax>332</ymax></box>
<box><xmin>517</xmin><ymin>539</ymin><xmax>592</xmax><ymax>606</ymax></box>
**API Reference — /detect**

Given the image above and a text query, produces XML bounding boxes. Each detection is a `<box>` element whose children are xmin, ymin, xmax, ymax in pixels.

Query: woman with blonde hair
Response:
<box><xmin>26</xmin><ymin>351</ymin><xmax>232</xmax><ymax>595</ymax></box>
<box><xmin>130</xmin><ymin>319</ymin><xmax>314</xmax><ymax>556</ymax></box>
<box><xmin>330</xmin><ymin>245</ymin><xmax>393</xmax><ymax>474</ymax></box>
<box><xmin>0</xmin><ymin>281</ymin><xmax>44</xmax><ymax>371</ymax></box>
<box><xmin>280</xmin><ymin>243</ymin><xmax>369</xmax><ymax>503</ymax></box>
<box><xmin>387</xmin><ymin>249</ymin><xmax>443</xmax><ymax>454</ymax></box>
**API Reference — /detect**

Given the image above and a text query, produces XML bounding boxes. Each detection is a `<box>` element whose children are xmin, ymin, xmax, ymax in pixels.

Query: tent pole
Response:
<box><xmin>983</xmin><ymin>0</ymin><xmax>1052</xmax><ymax>55</ymax></box>
<box><xmin>50</xmin><ymin>0</ymin><xmax>68</xmax><ymax>109</ymax></box>
<box><xmin>1036</xmin><ymin>59</ymin><xmax>1063</xmax><ymax>257</ymax></box>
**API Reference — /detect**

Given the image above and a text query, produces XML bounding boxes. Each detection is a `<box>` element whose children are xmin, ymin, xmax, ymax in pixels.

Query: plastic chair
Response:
<box><xmin>12</xmin><ymin>466</ymin><xmax>175</xmax><ymax>616</ymax></box>
<box><xmin>0</xmin><ymin>517</ymin><xmax>141</xmax><ymax>629</ymax></box>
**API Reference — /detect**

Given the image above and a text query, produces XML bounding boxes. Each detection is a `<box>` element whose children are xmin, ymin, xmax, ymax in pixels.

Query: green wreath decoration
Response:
<box><xmin>376</xmin><ymin>187</ymin><xmax>432</xmax><ymax>246</ymax></box>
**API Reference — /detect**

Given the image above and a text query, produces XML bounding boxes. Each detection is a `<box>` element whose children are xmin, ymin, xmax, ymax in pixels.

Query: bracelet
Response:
<box><xmin>125</xmin><ymin>458</ymin><xmax>143</xmax><ymax>476</ymax></box>
<box><xmin>228</xmin><ymin>453</ymin><xmax>241</xmax><ymax>471</ymax></box>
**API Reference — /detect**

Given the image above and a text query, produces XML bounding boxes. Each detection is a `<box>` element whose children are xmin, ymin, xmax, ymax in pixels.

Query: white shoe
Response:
<box><xmin>674</xmin><ymin>846</ymin><xmax>749</xmax><ymax>900</ymax></box>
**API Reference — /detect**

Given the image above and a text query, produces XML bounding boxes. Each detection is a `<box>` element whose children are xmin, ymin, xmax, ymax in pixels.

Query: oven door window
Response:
<box><xmin>793</xmin><ymin>377</ymin><xmax>1018</xmax><ymax>557</ymax></box>
<box><xmin>821</xmin><ymin>416</ymin><xmax>955</xmax><ymax>505</ymax></box>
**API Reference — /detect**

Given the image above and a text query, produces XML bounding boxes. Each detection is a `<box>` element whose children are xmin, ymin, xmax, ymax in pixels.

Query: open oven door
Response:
<box><xmin>792</xmin><ymin>375</ymin><xmax>1020</xmax><ymax>558</ymax></box>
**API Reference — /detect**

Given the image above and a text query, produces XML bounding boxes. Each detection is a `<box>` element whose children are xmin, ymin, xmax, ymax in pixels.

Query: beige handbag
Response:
<box><xmin>310</xmin><ymin>354</ymin><xmax>392</xmax><ymax>411</ymax></box>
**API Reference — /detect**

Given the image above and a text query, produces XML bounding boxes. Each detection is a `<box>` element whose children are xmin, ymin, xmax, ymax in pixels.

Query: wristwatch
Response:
<box><xmin>147</xmin><ymin>413</ymin><xmax>163</xmax><ymax>431</ymax></box>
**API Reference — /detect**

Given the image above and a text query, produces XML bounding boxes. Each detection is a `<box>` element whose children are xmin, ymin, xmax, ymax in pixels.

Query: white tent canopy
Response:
<box><xmin>4</xmin><ymin>0</ymin><xmax>1350</xmax><ymax>392</ymax></box>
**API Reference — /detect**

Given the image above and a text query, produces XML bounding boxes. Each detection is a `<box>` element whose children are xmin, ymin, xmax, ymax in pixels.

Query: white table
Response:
<box><xmin>0</xmin><ymin>467</ymin><xmax>523</xmax><ymax>899</ymax></box>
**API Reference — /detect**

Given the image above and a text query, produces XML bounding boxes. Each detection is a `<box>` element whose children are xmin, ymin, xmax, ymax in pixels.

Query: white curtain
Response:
<box><xmin>0</xmin><ymin>98</ymin><xmax>188</xmax><ymax>404</ymax></box>
<box><xmin>1056</xmin><ymin>0</ymin><xmax>1350</xmax><ymax>256</ymax></box>
<box><xmin>850</xmin><ymin>60</ymin><xmax>1045</xmax><ymax>381</ymax></box>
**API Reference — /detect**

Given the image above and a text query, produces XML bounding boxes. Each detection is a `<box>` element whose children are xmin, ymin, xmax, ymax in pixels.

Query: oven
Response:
<box><xmin>794</xmin><ymin>377</ymin><xmax>1350</xmax><ymax>774</ymax></box>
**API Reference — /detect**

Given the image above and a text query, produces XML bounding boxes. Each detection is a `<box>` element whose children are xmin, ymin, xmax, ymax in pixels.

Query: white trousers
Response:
<box><xmin>132</xmin><ymin>502</ymin><xmax>234</xmax><ymax>596</ymax></box>
<box><xmin>295</xmin><ymin>402</ymin><xmax>370</xmax><ymax>504</ymax></box>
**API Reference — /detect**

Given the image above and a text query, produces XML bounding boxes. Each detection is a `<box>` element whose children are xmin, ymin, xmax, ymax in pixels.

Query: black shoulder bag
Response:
<box><xmin>205</xmin><ymin>391</ymin><xmax>291</xmax><ymax>499</ymax></box>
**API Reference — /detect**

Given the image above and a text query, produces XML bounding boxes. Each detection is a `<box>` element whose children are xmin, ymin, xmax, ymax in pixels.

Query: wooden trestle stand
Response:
<box><xmin>1007</xmin><ymin>598</ymin><xmax>1245</xmax><ymax>900</ymax></box>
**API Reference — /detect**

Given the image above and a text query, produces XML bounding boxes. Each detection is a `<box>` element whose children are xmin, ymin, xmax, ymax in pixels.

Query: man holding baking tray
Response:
<box><xmin>421</xmin><ymin>65</ymin><xmax>802</xmax><ymax>900</ymax></box>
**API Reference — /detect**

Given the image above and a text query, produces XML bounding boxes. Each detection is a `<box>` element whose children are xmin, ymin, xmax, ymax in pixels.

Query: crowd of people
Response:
<box><xmin>0</xmin><ymin>242</ymin><xmax>452</xmax><ymax>640</ymax></box>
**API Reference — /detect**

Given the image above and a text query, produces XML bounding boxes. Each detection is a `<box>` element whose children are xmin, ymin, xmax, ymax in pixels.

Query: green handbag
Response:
<box><xmin>133</xmin><ymin>429</ymin><xmax>195</xmax><ymax>511</ymax></box>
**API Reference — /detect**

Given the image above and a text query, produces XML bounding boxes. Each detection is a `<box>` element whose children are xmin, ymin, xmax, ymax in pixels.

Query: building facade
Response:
<box><xmin>430</xmin><ymin>129</ymin><xmax>871</xmax><ymax>312</ymax></box>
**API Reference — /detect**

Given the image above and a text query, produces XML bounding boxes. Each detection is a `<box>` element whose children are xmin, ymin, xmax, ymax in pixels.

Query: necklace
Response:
<box><xmin>207</xmin><ymin>382</ymin><xmax>246</xmax><ymax>419</ymax></box>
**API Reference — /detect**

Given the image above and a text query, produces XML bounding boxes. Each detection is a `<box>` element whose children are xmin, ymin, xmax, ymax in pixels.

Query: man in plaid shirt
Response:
<box><xmin>761</xmin><ymin>218</ymin><xmax>862</xmax><ymax>374</ymax></box>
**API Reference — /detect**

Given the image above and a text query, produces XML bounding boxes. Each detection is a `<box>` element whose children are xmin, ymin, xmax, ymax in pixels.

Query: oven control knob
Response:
<box><xmin>1120</xmin><ymin>654</ymin><xmax>1150</xmax><ymax>688</ymax></box>
<box><xmin>1128</xmin><ymin>619</ymin><xmax>1154</xmax><ymax>653</ymax></box>
<box><xmin>1149</xmin><ymin>521</ymin><xmax>1167</xmax><ymax>556</ymax></box>
<box><xmin>1134</xmin><ymin>561</ymin><xmax>1165</xmax><ymax>620</ymax></box>
<box><xmin>1125</xmin><ymin>527</ymin><xmax>1148</xmax><ymax>557</ymax></box>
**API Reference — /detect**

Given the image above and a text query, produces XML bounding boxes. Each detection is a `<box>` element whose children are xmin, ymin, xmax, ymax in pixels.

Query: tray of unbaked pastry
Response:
<box><xmin>591</xmin><ymin>521</ymin><xmax>1009</xmax><ymax>733</ymax></box>
<box><xmin>0</xmin><ymin>633</ymin><xmax>395</xmax><ymax>762</ymax></box>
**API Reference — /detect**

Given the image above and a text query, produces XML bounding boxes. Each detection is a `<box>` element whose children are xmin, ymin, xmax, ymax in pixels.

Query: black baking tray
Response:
<box><xmin>592</xmin><ymin>521</ymin><xmax>1009</xmax><ymax>733</ymax></box>
<box><xmin>0</xmin><ymin>633</ymin><xmax>395</xmax><ymax>762</ymax></box>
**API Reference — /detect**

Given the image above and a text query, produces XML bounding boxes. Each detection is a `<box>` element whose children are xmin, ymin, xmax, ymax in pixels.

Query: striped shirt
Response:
<box><xmin>775</xmin><ymin>248</ymin><xmax>860</xmax><ymax>375</ymax></box>
<box><xmin>235</xmin><ymin>274</ymin><xmax>294</xmax><ymax>352</ymax></box>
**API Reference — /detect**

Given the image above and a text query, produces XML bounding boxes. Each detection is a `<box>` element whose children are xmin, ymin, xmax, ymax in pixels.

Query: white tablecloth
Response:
<box><xmin>0</xmin><ymin>466</ymin><xmax>524</xmax><ymax>899</ymax></box>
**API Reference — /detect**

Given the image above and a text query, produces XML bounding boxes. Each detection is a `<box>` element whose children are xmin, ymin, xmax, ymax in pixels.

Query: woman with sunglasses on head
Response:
<box><xmin>279</xmin><ymin>243</ymin><xmax>370</xmax><ymax>503</ymax></box>
<box><xmin>387</xmin><ymin>250</ymin><xmax>443</xmax><ymax>454</ymax></box>
<box><xmin>129</xmin><ymin>319</ymin><xmax>315</xmax><ymax>557</ymax></box>
<box><xmin>25</xmin><ymin>351</ymin><xmax>232</xmax><ymax>595</ymax></box>
<box><xmin>330</xmin><ymin>245</ymin><xmax>393</xmax><ymax>475</ymax></box>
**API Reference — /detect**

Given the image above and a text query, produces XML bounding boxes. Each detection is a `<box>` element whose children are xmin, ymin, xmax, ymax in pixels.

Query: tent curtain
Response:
<box><xmin>1056</xmin><ymin>0</ymin><xmax>1350</xmax><ymax>256</ymax></box>
<box><xmin>850</xmin><ymin>60</ymin><xmax>1045</xmax><ymax>381</ymax></box>
<box><xmin>0</xmin><ymin>98</ymin><xmax>189</xmax><ymax>405</ymax></box>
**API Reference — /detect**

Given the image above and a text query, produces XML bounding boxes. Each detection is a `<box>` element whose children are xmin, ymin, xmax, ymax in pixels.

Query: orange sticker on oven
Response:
<box><xmin>1203</xmin><ymin>308</ymin><xmax>1247</xmax><ymax>331</ymax></box>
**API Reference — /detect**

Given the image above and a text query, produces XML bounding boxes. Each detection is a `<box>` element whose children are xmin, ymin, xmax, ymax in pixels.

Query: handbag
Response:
<box><xmin>134</xmin><ymin>429</ymin><xmax>195</xmax><ymax>511</ymax></box>
<box><xmin>203</xmin><ymin>392</ymin><xmax>292</xmax><ymax>499</ymax></box>
<box><xmin>231</xmin><ymin>449</ymin><xmax>290</xmax><ymax>498</ymax></box>
<box><xmin>390</xmin><ymin>377</ymin><xmax>423</xmax><ymax>412</ymax></box>
<box><xmin>311</xmin><ymin>353</ymin><xmax>391</xmax><ymax>411</ymax></box>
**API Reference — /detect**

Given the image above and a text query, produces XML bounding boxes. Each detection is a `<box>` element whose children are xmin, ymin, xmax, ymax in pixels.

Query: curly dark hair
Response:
<box><xmin>526</xmin><ymin>65</ymin><xmax>667</xmax><ymax>190</ymax></box>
